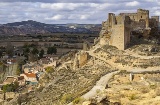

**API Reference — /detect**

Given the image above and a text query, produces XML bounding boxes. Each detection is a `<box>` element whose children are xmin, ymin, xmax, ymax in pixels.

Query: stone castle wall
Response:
<box><xmin>110</xmin><ymin>24</ymin><xmax>125</xmax><ymax>50</ymax></box>
<box><xmin>98</xmin><ymin>8</ymin><xmax>159</xmax><ymax>50</ymax></box>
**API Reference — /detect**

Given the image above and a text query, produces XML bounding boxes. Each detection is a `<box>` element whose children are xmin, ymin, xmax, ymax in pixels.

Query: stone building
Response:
<box><xmin>98</xmin><ymin>9</ymin><xmax>159</xmax><ymax>50</ymax></box>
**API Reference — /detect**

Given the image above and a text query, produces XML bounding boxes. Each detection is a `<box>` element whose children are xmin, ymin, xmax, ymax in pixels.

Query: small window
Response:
<box><xmin>141</xmin><ymin>16</ymin><xmax>142</xmax><ymax>18</ymax></box>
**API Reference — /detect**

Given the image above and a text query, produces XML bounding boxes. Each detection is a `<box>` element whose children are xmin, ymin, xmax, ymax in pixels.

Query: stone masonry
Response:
<box><xmin>98</xmin><ymin>9</ymin><xmax>159</xmax><ymax>50</ymax></box>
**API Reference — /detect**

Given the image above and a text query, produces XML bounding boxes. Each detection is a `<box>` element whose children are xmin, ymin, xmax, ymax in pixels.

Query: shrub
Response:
<box><xmin>45</xmin><ymin>66</ymin><xmax>54</xmax><ymax>73</ymax></box>
<box><xmin>96</xmin><ymin>89</ymin><xmax>100</xmax><ymax>94</ymax></box>
<box><xmin>120</xmin><ymin>70</ymin><xmax>127</xmax><ymax>73</ymax></box>
<box><xmin>128</xmin><ymin>94</ymin><xmax>137</xmax><ymax>100</ymax></box>
<box><xmin>73</xmin><ymin>97</ymin><xmax>82</xmax><ymax>104</ymax></box>
<box><xmin>150</xmin><ymin>84</ymin><xmax>157</xmax><ymax>89</ymax></box>
<box><xmin>140</xmin><ymin>87</ymin><xmax>149</xmax><ymax>93</ymax></box>
<box><xmin>89</xmin><ymin>98</ymin><xmax>97</xmax><ymax>104</ymax></box>
<box><xmin>36</xmin><ymin>86</ymin><xmax>44</xmax><ymax>92</ymax></box>
<box><xmin>61</xmin><ymin>94</ymin><xmax>73</xmax><ymax>104</ymax></box>
<box><xmin>2</xmin><ymin>82</ymin><xmax>19</xmax><ymax>92</ymax></box>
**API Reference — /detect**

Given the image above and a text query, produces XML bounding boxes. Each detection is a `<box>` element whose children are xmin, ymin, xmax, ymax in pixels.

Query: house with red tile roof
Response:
<box><xmin>20</xmin><ymin>73</ymin><xmax>38</xmax><ymax>85</ymax></box>
<box><xmin>7</xmin><ymin>58</ymin><xmax>17</xmax><ymax>64</ymax></box>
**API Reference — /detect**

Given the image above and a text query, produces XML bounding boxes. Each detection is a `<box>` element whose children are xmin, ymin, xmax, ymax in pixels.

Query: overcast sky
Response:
<box><xmin>0</xmin><ymin>0</ymin><xmax>160</xmax><ymax>24</ymax></box>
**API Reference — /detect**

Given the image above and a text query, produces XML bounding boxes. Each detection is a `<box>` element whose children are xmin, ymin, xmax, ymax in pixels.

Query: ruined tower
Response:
<box><xmin>98</xmin><ymin>9</ymin><xmax>159</xmax><ymax>50</ymax></box>
<box><xmin>151</xmin><ymin>16</ymin><xmax>159</xmax><ymax>27</ymax></box>
<box><xmin>137</xmin><ymin>9</ymin><xmax>149</xmax><ymax>28</ymax></box>
<box><xmin>99</xmin><ymin>13</ymin><xmax>131</xmax><ymax>50</ymax></box>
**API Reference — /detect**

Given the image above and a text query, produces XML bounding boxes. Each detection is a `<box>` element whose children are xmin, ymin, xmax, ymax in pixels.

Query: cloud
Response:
<box><xmin>80</xmin><ymin>15</ymin><xmax>90</xmax><ymax>20</ymax></box>
<box><xmin>154</xmin><ymin>11</ymin><xmax>160</xmax><ymax>15</ymax></box>
<box><xmin>40</xmin><ymin>3</ymin><xmax>86</xmax><ymax>11</ymax></box>
<box><xmin>46</xmin><ymin>14</ymin><xmax>65</xmax><ymax>20</ymax></box>
<box><xmin>0</xmin><ymin>0</ymin><xmax>107</xmax><ymax>3</ymax></box>
<box><xmin>125</xmin><ymin>1</ymin><xmax>140</xmax><ymax>7</ymax></box>
<box><xmin>0</xmin><ymin>1</ymin><xmax>159</xmax><ymax>24</ymax></box>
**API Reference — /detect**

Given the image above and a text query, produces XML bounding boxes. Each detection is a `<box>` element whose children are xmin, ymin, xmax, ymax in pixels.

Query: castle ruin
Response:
<box><xmin>98</xmin><ymin>9</ymin><xmax>159</xmax><ymax>50</ymax></box>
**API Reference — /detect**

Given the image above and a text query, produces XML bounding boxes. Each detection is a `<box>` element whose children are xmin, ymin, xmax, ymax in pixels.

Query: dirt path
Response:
<box><xmin>82</xmin><ymin>71</ymin><xmax>119</xmax><ymax>100</ymax></box>
<box><xmin>125</xmin><ymin>50</ymin><xmax>160</xmax><ymax>59</ymax></box>
<box><xmin>68</xmin><ymin>71</ymin><xmax>119</xmax><ymax>105</ymax></box>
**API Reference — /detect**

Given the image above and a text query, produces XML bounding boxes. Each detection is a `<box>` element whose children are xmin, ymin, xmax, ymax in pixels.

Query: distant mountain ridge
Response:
<box><xmin>0</xmin><ymin>20</ymin><xmax>101</xmax><ymax>35</ymax></box>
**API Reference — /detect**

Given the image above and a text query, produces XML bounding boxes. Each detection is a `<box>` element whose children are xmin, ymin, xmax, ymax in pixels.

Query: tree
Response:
<box><xmin>2</xmin><ymin>82</ymin><xmax>19</xmax><ymax>92</ymax></box>
<box><xmin>16</xmin><ymin>69</ymin><xmax>21</xmax><ymax>75</ymax></box>
<box><xmin>0</xmin><ymin>50</ymin><xmax>3</xmax><ymax>58</ymax></box>
<box><xmin>31</xmin><ymin>48</ymin><xmax>39</xmax><ymax>55</ymax></box>
<box><xmin>16</xmin><ymin>57</ymin><xmax>25</xmax><ymax>75</ymax></box>
<box><xmin>23</xmin><ymin>47</ymin><xmax>30</xmax><ymax>60</ymax></box>
<box><xmin>45</xmin><ymin>66</ymin><xmax>54</xmax><ymax>73</ymax></box>
<box><xmin>23</xmin><ymin>42</ymin><xmax>29</xmax><ymax>48</ymax></box>
<box><xmin>6</xmin><ymin>42</ymin><xmax>14</xmax><ymax>57</ymax></box>
<box><xmin>28</xmin><ymin>53</ymin><xmax>38</xmax><ymax>62</ymax></box>
<box><xmin>37</xmin><ymin>35</ymin><xmax>42</xmax><ymax>39</ymax></box>
<box><xmin>39</xmin><ymin>49</ymin><xmax>44</xmax><ymax>59</ymax></box>
<box><xmin>23</xmin><ymin>47</ymin><xmax>30</xmax><ymax>54</ymax></box>
<box><xmin>47</xmin><ymin>46</ymin><xmax>57</xmax><ymax>55</ymax></box>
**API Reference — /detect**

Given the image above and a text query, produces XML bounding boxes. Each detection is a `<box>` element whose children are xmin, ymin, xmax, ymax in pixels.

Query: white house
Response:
<box><xmin>20</xmin><ymin>73</ymin><xmax>38</xmax><ymax>85</ymax></box>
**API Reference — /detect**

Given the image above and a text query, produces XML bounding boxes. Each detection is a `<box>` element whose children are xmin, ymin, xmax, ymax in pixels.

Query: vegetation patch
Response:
<box><xmin>60</xmin><ymin>94</ymin><xmax>74</xmax><ymax>104</ymax></box>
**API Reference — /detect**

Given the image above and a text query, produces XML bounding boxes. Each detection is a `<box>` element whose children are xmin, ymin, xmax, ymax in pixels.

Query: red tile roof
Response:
<box><xmin>7</xmin><ymin>59</ymin><xmax>17</xmax><ymax>63</ymax></box>
<box><xmin>24</xmin><ymin>73</ymin><xmax>36</xmax><ymax>78</ymax></box>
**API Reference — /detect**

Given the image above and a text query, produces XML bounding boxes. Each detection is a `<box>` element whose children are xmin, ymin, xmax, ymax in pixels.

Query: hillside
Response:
<box><xmin>3</xmin><ymin>41</ymin><xmax>160</xmax><ymax>105</ymax></box>
<box><xmin>0</xmin><ymin>20</ymin><xmax>101</xmax><ymax>35</ymax></box>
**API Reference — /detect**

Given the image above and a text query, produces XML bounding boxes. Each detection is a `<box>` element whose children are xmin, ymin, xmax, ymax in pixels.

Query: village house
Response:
<box><xmin>39</xmin><ymin>58</ymin><xmax>57</xmax><ymax>69</ymax></box>
<box><xmin>14</xmin><ymin>48</ymin><xmax>24</xmax><ymax>56</ymax></box>
<box><xmin>39</xmin><ymin>58</ymin><xmax>51</xmax><ymax>65</ymax></box>
<box><xmin>44</xmin><ymin>54</ymin><xmax>59</xmax><ymax>61</ymax></box>
<box><xmin>3</xmin><ymin>76</ymin><xmax>17</xmax><ymax>85</ymax></box>
<box><xmin>20</xmin><ymin>73</ymin><xmax>38</xmax><ymax>85</ymax></box>
<box><xmin>6</xmin><ymin>58</ymin><xmax>17</xmax><ymax>64</ymax></box>
<box><xmin>23</xmin><ymin>63</ymin><xmax>44</xmax><ymax>73</ymax></box>
<box><xmin>2</xmin><ymin>55</ymin><xmax>9</xmax><ymax>59</ymax></box>
<box><xmin>39</xmin><ymin>54</ymin><xmax>58</xmax><ymax>68</ymax></box>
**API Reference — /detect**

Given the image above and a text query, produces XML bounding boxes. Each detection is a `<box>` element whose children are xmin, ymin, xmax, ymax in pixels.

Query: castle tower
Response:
<box><xmin>151</xmin><ymin>16</ymin><xmax>159</xmax><ymax>27</ymax></box>
<box><xmin>108</xmin><ymin>13</ymin><xmax>116</xmax><ymax>28</ymax></box>
<box><xmin>137</xmin><ymin>9</ymin><xmax>149</xmax><ymax>28</ymax></box>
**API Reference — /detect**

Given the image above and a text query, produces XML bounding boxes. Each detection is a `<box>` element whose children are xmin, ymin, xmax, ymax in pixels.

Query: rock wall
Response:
<box><xmin>73</xmin><ymin>51</ymin><xmax>90</xmax><ymax>70</ymax></box>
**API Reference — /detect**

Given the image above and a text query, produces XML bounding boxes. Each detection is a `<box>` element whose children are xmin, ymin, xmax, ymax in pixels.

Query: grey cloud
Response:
<box><xmin>0</xmin><ymin>0</ymin><xmax>106</xmax><ymax>3</ymax></box>
<box><xmin>0</xmin><ymin>1</ymin><xmax>159</xmax><ymax>24</ymax></box>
